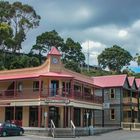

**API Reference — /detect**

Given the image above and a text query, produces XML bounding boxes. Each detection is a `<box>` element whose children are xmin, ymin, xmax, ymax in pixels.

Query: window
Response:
<box><xmin>17</xmin><ymin>82</ymin><xmax>23</xmax><ymax>92</ymax></box>
<box><xmin>110</xmin><ymin>88</ymin><xmax>115</xmax><ymax>99</ymax></box>
<box><xmin>33</xmin><ymin>81</ymin><xmax>39</xmax><ymax>91</ymax></box>
<box><xmin>110</xmin><ymin>109</ymin><xmax>115</xmax><ymax>120</ymax></box>
<box><xmin>33</xmin><ymin>81</ymin><xmax>43</xmax><ymax>91</ymax></box>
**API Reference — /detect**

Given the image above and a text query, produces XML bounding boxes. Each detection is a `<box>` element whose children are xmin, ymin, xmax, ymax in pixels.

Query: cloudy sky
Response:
<box><xmin>9</xmin><ymin>0</ymin><xmax>140</xmax><ymax>72</ymax></box>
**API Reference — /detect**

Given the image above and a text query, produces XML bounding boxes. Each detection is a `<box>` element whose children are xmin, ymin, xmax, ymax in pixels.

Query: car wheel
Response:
<box><xmin>19</xmin><ymin>130</ymin><xmax>23</xmax><ymax>136</ymax></box>
<box><xmin>2</xmin><ymin>131</ymin><xmax>7</xmax><ymax>137</ymax></box>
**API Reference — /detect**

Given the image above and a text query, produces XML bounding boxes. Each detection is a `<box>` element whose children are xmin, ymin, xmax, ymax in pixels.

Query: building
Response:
<box><xmin>0</xmin><ymin>47</ymin><xmax>102</xmax><ymax>128</ymax></box>
<box><xmin>93</xmin><ymin>75</ymin><xmax>139</xmax><ymax>126</ymax></box>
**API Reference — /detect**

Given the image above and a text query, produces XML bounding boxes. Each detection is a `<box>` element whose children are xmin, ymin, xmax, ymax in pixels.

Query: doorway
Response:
<box><xmin>49</xmin><ymin>106</ymin><xmax>59</xmax><ymax>127</ymax></box>
<box><xmin>5</xmin><ymin>107</ymin><xmax>14</xmax><ymax>121</ymax></box>
<box><xmin>74</xmin><ymin>108</ymin><xmax>81</xmax><ymax>127</ymax></box>
<box><xmin>51</xmin><ymin>80</ymin><xmax>59</xmax><ymax>96</ymax></box>
<box><xmin>29</xmin><ymin>106</ymin><xmax>38</xmax><ymax>127</ymax></box>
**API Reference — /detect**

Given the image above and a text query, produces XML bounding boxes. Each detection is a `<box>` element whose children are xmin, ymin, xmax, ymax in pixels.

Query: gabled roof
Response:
<box><xmin>135</xmin><ymin>79</ymin><xmax>140</xmax><ymax>89</ymax></box>
<box><xmin>48</xmin><ymin>47</ymin><xmax>61</xmax><ymax>56</ymax></box>
<box><xmin>128</xmin><ymin>77</ymin><xmax>135</xmax><ymax>87</ymax></box>
<box><xmin>93</xmin><ymin>74</ymin><xmax>128</xmax><ymax>88</ymax></box>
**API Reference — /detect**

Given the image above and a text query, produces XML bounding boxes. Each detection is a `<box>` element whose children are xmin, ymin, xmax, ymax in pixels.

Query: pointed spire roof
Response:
<box><xmin>128</xmin><ymin>76</ymin><xmax>135</xmax><ymax>87</ymax></box>
<box><xmin>48</xmin><ymin>47</ymin><xmax>61</xmax><ymax>56</ymax></box>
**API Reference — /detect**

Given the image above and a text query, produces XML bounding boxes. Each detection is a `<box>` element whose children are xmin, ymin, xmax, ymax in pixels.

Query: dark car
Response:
<box><xmin>0</xmin><ymin>122</ymin><xmax>24</xmax><ymax>137</ymax></box>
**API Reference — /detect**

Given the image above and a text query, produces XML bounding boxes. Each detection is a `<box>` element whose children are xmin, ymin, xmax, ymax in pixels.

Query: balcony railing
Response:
<box><xmin>0</xmin><ymin>88</ymin><xmax>102</xmax><ymax>104</ymax></box>
<box><xmin>123</xmin><ymin>97</ymin><xmax>138</xmax><ymax>104</ymax></box>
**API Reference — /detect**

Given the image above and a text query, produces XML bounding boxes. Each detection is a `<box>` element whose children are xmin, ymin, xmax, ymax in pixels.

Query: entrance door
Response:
<box><xmin>74</xmin><ymin>108</ymin><xmax>81</xmax><ymax>126</ymax></box>
<box><xmin>29</xmin><ymin>106</ymin><xmax>38</xmax><ymax>127</ymax></box>
<box><xmin>15</xmin><ymin>107</ymin><xmax>22</xmax><ymax>126</ymax></box>
<box><xmin>49</xmin><ymin>106</ymin><xmax>59</xmax><ymax>127</ymax></box>
<box><xmin>5</xmin><ymin>107</ymin><xmax>14</xmax><ymax>121</ymax></box>
<box><xmin>51</xmin><ymin>80</ymin><xmax>59</xmax><ymax>96</ymax></box>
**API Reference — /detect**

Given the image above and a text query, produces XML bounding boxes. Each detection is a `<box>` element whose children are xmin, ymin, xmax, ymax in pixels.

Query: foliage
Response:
<box><xmin>62</xmin><ymin>38</ymin><xmax>85</xmax><ymax>64</ymax></box>
<box><xmin>0</xmin><ymin>1</ymin><xmax>40</xmax><ymax>52</ymax></box>
<box><xmin>98</xmin><ymin>45</ymin><xmax>133</xmax><ymax>73</ymax></box>
<box><xmin>30</xmin><ymin>30</ymin><xmax>64</xmax><ymax>63</ymax></box>
<box><xmin>64</xmin><ymin>60</ymin><xmax>81</xmax><ymax>73</ymax></box>
<box><xmin>134</xmin><ymin>53</ymin><xmax>140</xmax><ymax>66</ymax></box>
<box><xmin>0</xmin><ymin>50</ymin><xmax>40</xmax><ymax>70</ymax></box>
<box><xmin>0</xmin><ymin>23</ymin><xmax>13</xmax><ymax>49</ymax></box>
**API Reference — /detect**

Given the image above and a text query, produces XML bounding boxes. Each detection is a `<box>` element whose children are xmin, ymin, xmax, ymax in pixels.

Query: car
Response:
<box><xmin>0</xmin><ymin>122</ymin><xmax>24</xmax><ymax>137</ymax></box>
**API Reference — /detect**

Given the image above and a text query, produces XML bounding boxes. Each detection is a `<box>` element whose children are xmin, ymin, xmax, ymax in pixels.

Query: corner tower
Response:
<box><xmin>47</xmin><ymin>47</ymin><xmax>62</xmax><ymax>72</ymax></box>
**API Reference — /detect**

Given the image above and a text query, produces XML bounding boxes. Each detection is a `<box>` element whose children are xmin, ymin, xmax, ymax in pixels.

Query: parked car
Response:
<box><xmin>0</xmin><ymin>122</ymin><xmax>24</xmax><ymax>137</ymax></box>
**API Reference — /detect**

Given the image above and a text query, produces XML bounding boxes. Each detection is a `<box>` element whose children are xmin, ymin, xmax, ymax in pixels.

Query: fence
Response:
<box><xmin>121</xmin><ymin>122</ymin><xmax>140</xmax><ymax>130</ymax></box>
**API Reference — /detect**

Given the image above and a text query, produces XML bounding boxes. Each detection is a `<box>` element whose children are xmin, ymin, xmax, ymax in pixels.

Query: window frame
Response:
<box><xmin>33</xmin><ymin>81</ymin><xmax>39</xmax><ymax>92</ymax></box>
<box><xmin>110</xmin><ymin>108</ymin><xmax>115</xmax><ymax>120</ymax></box>
<box><xmin>110</xmin><ymin>88</ymin><xmax>115</xmax><ymax>99</ymax></box>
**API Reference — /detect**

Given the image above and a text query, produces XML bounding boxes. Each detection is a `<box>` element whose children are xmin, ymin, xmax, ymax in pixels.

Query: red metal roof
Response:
<box><xmin>62</xmin><ymin>68</ymin><xmax>96</xmax><ymax>86</ymax></box>
<box><xmin>135</xmin><ymin>79</ymin><xmax>140</xmax><ymax>88</ymax></box>
<box><xmin>0</xmin><ymin>72</ymin><xmax>73</xmax><ymax>81</ymax></box>
<box><xmin>48</xmin><ymin>47</ymin><xmax>61</xmax><ymax>56</ymax></box>
<box><xmin>93</xmin><ymin>74</ymin><xmax>128</xmax><ymax>88</ymax></box>
<box><xmin>128</xmin><ymin>77</ymin><xmax>135</xmax><ymax>87</ymax></box>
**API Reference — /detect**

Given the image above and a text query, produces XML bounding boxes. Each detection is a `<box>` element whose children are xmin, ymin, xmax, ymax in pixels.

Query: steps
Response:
<box><xmin>52</xmin><ymin>128</ymin><xmax>75</xmax><ymax>138</ymax></box>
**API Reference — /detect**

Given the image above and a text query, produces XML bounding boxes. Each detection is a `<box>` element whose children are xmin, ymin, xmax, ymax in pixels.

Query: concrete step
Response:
<box><xmin>52</xmin><ymin>128</ymin><xmax>75</xmax><ymax>138</ymax></box>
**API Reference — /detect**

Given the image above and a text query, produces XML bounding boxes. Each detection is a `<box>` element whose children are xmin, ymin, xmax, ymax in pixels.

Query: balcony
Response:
<box><xmin>0</xmin><ymin>88</ymin><xmax>102</xmax><ymax>104</ymax></box>
<box><xmin>123</xmin><ymin>97</ymin><xmax>138</xmax><ymax>104</ymax></box>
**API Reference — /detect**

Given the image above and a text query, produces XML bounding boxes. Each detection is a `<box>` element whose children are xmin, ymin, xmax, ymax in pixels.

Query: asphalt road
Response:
<box><xmin>1</xmin><ymin>130</ymin><xmax>140</xmax><ymax>140</ymax></box>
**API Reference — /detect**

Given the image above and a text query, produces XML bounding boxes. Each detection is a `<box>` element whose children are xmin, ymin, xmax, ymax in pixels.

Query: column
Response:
<box><xmin>23</xmin><ymin>106</ymin><xmax>29</xmax><ymax>127</ymax></box>
<box><xmin>13</xmin><ymin>106</ymin><xmax>16</xmax><ymax>121</ymax></box>
<box><xmin>81</xmin><ymin>108</ymin><xmax>83</xmax><ymax>127</ymax></box>
<box><xmin>70</xmin><ymin>107</ymin><xmax>74</xmax><ymax>122</ymax></box>
<box><xmin>71</xmin><ymin>79</ymin><xmax>74</xmax><ymax>98</ymax></box>
<box><xmin>44</xmin><ymin>106</ymin><xmax>49</xmax><ymax>128</ymax></box>
<box><xmin>102</xmin><ymin>88</ymin><xmax>104</xmax><ymax>127</ymax></box>
<box><xmin>39</xmin><ymin>79</ymin><xmax>42</xmax><ymax>98</ymax></box>
<box><xmin>38</xmin><ymin>106</ymin><xmax>41</xmax><ymax>127</ymax></box>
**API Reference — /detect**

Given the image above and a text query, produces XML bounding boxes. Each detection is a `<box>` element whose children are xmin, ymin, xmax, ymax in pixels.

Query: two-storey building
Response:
<box><xmin>93</xmin><ymin>75</ymin><xmax>139</xmax><ymax>126</ymax></box>
<box><xmin>0</xmin><ymin>47</ymin><xmax>102</xmax><ymax>128</ymax></box>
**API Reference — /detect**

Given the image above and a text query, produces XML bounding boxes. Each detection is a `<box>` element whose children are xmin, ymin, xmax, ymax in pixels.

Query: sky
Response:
<box><xmin>8</xmin><ymin>0</ymin><xmax>140</xmax><ymax>72</ymax></box>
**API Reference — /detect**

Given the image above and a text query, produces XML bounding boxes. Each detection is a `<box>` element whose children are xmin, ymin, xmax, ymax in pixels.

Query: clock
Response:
<box><xmin>52</xmin><ymin>57</ymin><xmax>58</xmax><ymax>64</ymax></box>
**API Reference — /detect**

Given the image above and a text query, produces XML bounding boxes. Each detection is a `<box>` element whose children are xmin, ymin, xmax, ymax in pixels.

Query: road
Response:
<box><xmin>1</xmin><ymin>130</ymin><xmax>140</xmax><ymax>140</ymax></box>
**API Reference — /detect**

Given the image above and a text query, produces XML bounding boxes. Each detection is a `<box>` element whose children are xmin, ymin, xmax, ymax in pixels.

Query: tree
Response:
<box><xmin>62</xmin><ymin>38</ymin><xmax>85</xmax><ymax>65</ymax></box>
<box><xmin>30</xmin><ymin>30</ymin><xmax>64</xmax><ymax>63</ymax></box>
<box><xmin>97</xmin><ymin>45</ymin><xmax>133</xmax><ymax>72</ymax></box>
<box><xmin>0</xmin><ymin>23</ymin><xmax>13</xmax><ymax>50</ymax></box>
<box><xmin>4</xmin><ymin>54</ymin><xmax>40</xmax><ymax>69</ymax></box>
<box><xmin>0</xmin><ymin>1</ymin><xmax>41</xmax><ymax>52</ymax></box>
<box><xmin>134</xmin><ymin>53</ymin><xmax>140</xmax><ymax>66</ymax></box>
<box><xmin>65</xmin><ymin>60</ymin><xmax>81</xmax><ymax>73</ymax></box>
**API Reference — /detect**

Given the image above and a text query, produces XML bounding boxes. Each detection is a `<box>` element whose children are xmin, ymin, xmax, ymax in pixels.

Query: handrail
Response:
<box><xmin>70</xmin><ymin>120</ymin><xmax>76</xmax><ymax>137</ymax></box>
<box><xmin>50</xmin><ymin>120</ymin><xmax>55</xmax><ymax>137</ymax></box>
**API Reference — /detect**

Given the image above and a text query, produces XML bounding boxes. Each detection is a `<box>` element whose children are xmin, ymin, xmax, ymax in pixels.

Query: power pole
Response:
<box><xmin>87</xmin><ymin>40</ymin><xmax>90</xmax><ymax>71</ymax></box>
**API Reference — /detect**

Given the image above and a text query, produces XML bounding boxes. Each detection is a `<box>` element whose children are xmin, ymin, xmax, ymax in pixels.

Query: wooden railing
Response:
<box><xmin>121</xmin><ymin>122</ymin><xmax>140</xmax><ymax>130</ymax></box>
<box><xmin>0</xmin><ymin>88</ymin><xmax>102</xmax><ymax>104</ymax></box>
<box><xmin>123</xmin><ymin>97</ymin><xmax>138</xmax><ymax>104</ymax></box>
